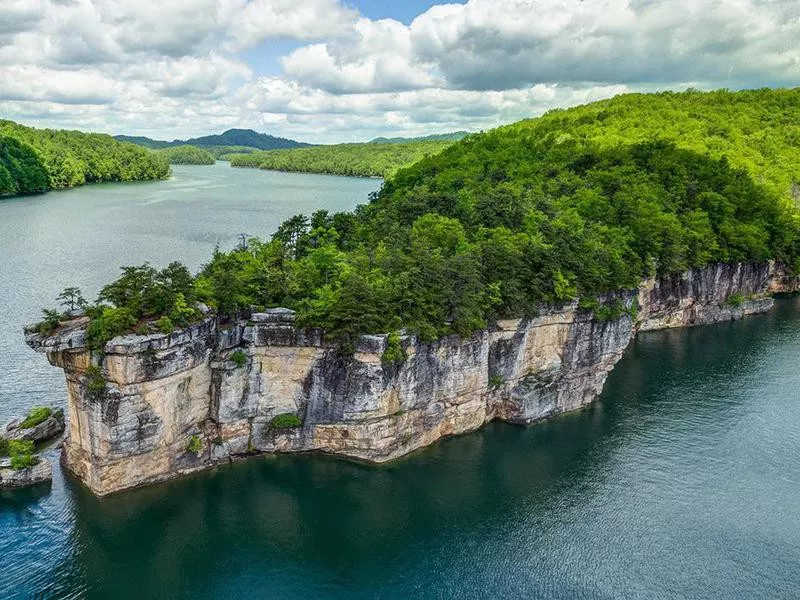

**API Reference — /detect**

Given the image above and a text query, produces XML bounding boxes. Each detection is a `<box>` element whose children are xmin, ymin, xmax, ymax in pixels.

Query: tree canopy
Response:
<box><xmin>158</xmin><ymin>145</ymin><xmax>215</xmax><ymax>165</ymax></box>
<box><xmin>0</xmin><ymin>119</ymin><xmax>170</xmax><ymax>195</ymax></box>
<box><xmin>229</xmin><ymin>140</ymin><xmax>456</xmax><ymax>178</ymax></box>
<box><xmin>46</xmin><ymin>88</ymin><xmax>800</xmax><ymax>351</ymax></box>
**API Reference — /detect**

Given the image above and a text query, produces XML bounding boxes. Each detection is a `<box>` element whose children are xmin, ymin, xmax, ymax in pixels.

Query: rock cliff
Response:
<box><xmin>25</xmin><ymin>262</ymin><xmax>795</xmax><ymax>496</ymax></box>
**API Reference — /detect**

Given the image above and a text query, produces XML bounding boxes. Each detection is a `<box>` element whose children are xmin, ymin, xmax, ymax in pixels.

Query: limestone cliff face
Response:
<box><xmin>25</xmin><ymin>262</ymin><xmax>795</xmax><ymax>496</ymax></box>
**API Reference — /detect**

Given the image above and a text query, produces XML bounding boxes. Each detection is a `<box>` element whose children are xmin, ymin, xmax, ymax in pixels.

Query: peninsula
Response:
<box><xmin>23</xmin><ymin>88</ymin><xmax>800</xmax><ymax>495</ymax></box>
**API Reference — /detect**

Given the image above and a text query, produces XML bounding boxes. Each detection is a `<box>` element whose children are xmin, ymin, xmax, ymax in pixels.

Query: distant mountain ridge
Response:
<box><xmin>114</xmin><ymin>129</ymin><xmax>312</xmax><ymax>151</ymax></box>
<box><xmin>368</xmin><ymin>132</ymin><xmax>470</xmax><ymax>144</ymax></box>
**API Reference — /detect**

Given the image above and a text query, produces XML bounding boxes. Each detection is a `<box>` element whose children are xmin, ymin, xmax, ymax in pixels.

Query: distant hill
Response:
<box><xmin>157</xmin><ymin>145</ymin><xmax>215</xmax><ymax>165</ymax></box>
<box><xmin>368</xmin><ymin>132</ymin><xmax>470</xmax><ymax>144</ymax></box>
<box><xmin>114</xmin><ymin>129</ymin><xmax>312</xmax><ymax>152</ymax></box>
<box><xmin>229</xmin><ymin>139</ymin><xmax>456</xmax><ymax>178</ymax></box>
<box><xmin>113</xmin><ymin>135</ymin><xmax>172</xmax><ymax>149</ymax></box>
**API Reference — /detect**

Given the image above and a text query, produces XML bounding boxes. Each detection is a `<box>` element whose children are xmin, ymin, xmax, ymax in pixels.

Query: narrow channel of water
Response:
<box><xmin>1</xmin><ymin>165</ymin><xmax>798</xmax><ymax>599</ymax></box>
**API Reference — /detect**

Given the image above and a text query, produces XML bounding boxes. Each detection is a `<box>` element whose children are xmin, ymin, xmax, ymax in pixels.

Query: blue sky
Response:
<box><xmin>350</xmin><ymin>0</ymin><xmax>457</xmax><ymax>23</ymax></box>
<box><xmin>0</xmin><ymin>0</ymin><xmax>797</xmax><ymax>143</ymax></box>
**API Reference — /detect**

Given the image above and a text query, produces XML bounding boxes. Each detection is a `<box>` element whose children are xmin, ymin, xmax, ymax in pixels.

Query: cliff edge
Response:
<box><xmin>25</xmin><ymin>262</ymin><xmax>795</xmax><ymax>495</ymax></box>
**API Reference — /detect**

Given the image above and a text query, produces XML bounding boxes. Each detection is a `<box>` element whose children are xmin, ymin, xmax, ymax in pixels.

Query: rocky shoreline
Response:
<box><xmin>25</xmin><ymin>262</ymin><xmax>797</xmax><ymax>496</ymax></box>
<box><xmin>0</xmin><ymin>408</ymin><xmax>64</xmax><ymax>489</ymax></box>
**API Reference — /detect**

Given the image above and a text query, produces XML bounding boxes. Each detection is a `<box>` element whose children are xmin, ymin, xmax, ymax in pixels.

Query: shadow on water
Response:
<box><xmin>0</xmin><ymin>480</ymin><xmax>52</xmax><ymax>507</ymax></box>
<box><xmin>5</xmin><ymin>296</ymin><xmax>800</xmax><ymax>599</ymax></box>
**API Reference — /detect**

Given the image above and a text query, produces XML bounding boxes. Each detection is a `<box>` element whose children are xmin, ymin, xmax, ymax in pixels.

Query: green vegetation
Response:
<box><xmin>157</xmin><ymin>145</ymin><xmax>215</xmax><ymax>165</ymax></box>
<box><xmin>206</xmin><ymin>146</ymin><xmax>259</xmax><ymax>160</ymax></box>
<box><xmin>369</xmin><ymin>132</ymin><xmax>470</xmax><ymax>144</ymax></box>
<box><xmin>506</xmin><ymin>88</ymin><xmax>800</xmax><ymax>201</ymax></box>
<box><xmin>8</xmin><ymin>440</ymin><xmax>37</xmax><ymax>470</ymax></box>
<box><xmin>186</xmin><ymin>435</ymin><xmax>202</xmax><ymax>454</ymax></box>
<box><xmin>0</xmin><ymin>437</ymin><xmax>8</xmax><ymax>457</ymax></box>
<box><xmin>46</xmin><ymin>89</ymin><xmax>800</xmax><ymax>355</ymax></box>
<box><xmin>84</xmin><ymin>262</ymin><xmax>199</xmax><ymax>349</ymax></box>
<box><xmin>269</xmin><ymin>413</ymin><xmax>303</xmax><ymax>429</ymax></box>
<box><xmin>85</xmin><ymin>365</ymin><xmax>107</xmax><ymax>397</ymax></box>
<box><xmin>726</xmin><ymin>292</ymin><xmax>745</xmax><ymax>307</ymax></box>
<box><xmin>381</xmin><ymin>332</ymin><xmax>407</xmax><ymax>366</ymax></box>
<box><xmin>35</xmin><ymin>309</ymin><xmax>63</xmax><ymax>336</ymax></box>
<box><xmin>115</xmin><ymin>128</ymin><xmax>310</xmax><ymax>151</ymax></box>
<box><xmin>229</xmin><ymin>140</ymin><xmax>455</xmax><ymax>178</ymax></box>
<box><xmin>155</xmin><ymin>315</ymin><xmax>175</xmax><ymax>334</ymax></box>
<box><xmin>488</xmin><ymin>375</ymin><xmax>505</xmax><ymax>389</ymax></box>
<box><xmin>0</xmin><ymin>136</ymin><xmax>49</xmax><ymax>194</ymax></box>
<box><xmin>19</xmin><ymin>407</ymin><xmax>53</xmax><ymax>430</ymax></box>
<box><xmin>0</xmin><ymin>119</ymin><xmax>170</xmax><ymax>195</ymax></box>
<box><xmin>230</xmin><ymin>350</ymin><xmax>248</xmax><ymax>368</ymax></box>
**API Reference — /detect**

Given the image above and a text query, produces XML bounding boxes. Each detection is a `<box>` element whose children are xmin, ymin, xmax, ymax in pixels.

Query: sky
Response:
<box><xmin>0</xmin><ymin>0</ymin><xmax>798</xmax><ymax>143</ymax></box>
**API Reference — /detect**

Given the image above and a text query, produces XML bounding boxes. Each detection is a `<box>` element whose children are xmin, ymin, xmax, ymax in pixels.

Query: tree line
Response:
<box><xmin>157</xmin><ymin>145</ymin><xmax>215</xmax><ymax>165</ymax></box>
<box><xmin>229</xmin><ymin>140</ymin><xmax>456</xmax><ymax>178</ymax></box>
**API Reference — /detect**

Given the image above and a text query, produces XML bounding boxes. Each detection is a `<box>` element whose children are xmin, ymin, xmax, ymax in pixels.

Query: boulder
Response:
<box><xmin>0</xmin><ymin>457</ymin><xmax>52</xmax><ymax>488</ymax></box>
<box><xmin>3</xmin><ymin>413</ymin><xmax>65</xmax><ymax>444</ymax></box>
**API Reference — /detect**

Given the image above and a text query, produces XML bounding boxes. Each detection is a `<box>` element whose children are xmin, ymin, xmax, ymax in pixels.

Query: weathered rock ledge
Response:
<box><xmin>25</xmin><ymin>262</ymin><xmax>796</xmax><ymax>496</ymax></box>
<box><xmin>0</xmin><ymin>458</ymin><xmax>53</xmax><ymax>488</ymax></box>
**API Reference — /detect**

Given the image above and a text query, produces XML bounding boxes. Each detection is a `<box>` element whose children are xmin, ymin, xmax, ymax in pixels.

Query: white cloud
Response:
<box><xmin>281</xmin><ymin>18</ymin><xmax>438</xmax><ymax>93</ymax></box>
<box><xmin>0</xmin><ymin>0</ymin><xmax>798</xmax><ymax>143</ymax></box>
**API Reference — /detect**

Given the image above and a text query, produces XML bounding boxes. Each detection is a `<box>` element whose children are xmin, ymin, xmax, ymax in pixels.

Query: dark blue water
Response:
<box><xmin>1</xmin><ymin>166</ymin><xmax>799</xmax><ymax>599</ymax></box>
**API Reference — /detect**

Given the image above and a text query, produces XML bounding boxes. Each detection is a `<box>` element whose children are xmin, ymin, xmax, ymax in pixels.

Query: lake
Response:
<box><xmin>1</xmin><ymin>164</ymin><xmax>799</xmax><ymax>599</ymax></box>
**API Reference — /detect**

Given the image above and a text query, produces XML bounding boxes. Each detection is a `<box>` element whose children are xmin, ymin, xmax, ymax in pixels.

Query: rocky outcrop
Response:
<box><xmin>0</xmin><ymin>458</ymin><xmax>52</xmax><ymax>488</ymax></box>
<box><xmin>25</xmin><ymin>262</ymin><xmax>797</xmax><ymax>496</ymax></box>
<box><xmin>3</xmin><ymin>412</ymin><xmax>65</xmax><ymax>444</ymax></box>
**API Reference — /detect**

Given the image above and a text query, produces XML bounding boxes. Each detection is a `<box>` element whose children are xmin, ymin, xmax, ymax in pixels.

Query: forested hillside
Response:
<box><xmin>506</xmin><ymin>88</ymin><xmax>800</xmax><ymax>201</ymax></box>
<box><xmin>48</xmin><ymin>88</ymin><xmax>800</xmax><ymax>352</ymax></box>
<box><xmin>158</xmin><ymin>145</ymin><xmax>215</xmax><ymax>165</ymax></box>
<box><xmin>369</xmin><ymin>132</ymin><xmax>469</xmax><ymax>144</ymax></box>
<box><xmin>229</xmin><ymin>140</ymin><xmax>455</xmax><ymax>178</ymax></box>
<box><xmin>0</xmin><ymin>120</ymin><xmax>169</xmax><ymax>195</ymax></box>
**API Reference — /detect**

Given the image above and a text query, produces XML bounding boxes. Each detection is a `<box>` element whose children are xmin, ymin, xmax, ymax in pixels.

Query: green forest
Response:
<box><xmin>158</xmin><ymin>145</ymin><xmax>215</xmax><ymax>165</ymax></box>
<box><xmin>43</xmin><ymin>88</ymin><xmax>800</xmax><ymax>353</ymax></box>
<box><xmin>229</xmin><ymin>140</ymin><xmax>456</xmax><ymax>178</ymax></box>
<box><xmin>0</xmin><ymin>120</ymin><xmax>169</xmax><ymax>195</ymax></box>
<box><xmin>507</xmin><ymin>88</ymin><xmax>800</xmax><ymax>201</ymax></box>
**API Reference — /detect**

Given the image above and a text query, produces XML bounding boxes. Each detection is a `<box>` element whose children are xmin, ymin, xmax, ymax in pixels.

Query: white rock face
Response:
<box><xmin>25</xmin><ymin>262</ymin><xmax>795</xmax><ymax>496</ymax></box>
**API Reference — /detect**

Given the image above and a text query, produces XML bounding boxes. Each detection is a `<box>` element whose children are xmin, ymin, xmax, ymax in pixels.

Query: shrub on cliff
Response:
<box><xmin>186</xmin><ymin>435</ymin><xmax>202</xmax><ymax>454</ymax></box>
<box><xmin>381</xmin><ymin>332</ymin><xmax>406</xmax><ymax>367</ymax></box>
<box><xmin>35</xmin><ymin>309</ymin><xmax>63</xmax><ymax>335</ymax></box>
<box><xmin>85</xmin><ymin>307</ymin><xmax>137</xmax><ymax>350</ymax></box>
<box><xmin>230</xmin><ymin>350</ymin><xmax>248</xmax><ymax>368</ymax></box>
<box><xmin>155</xmin><ymin>316</ymin><xmax>174</xmax><ymax>334</ymax></box>
<box><xmin>269</xmin><ymin>413</ymin><xmax>303</xmax><ymax>429</ymax></box>
<box><xmin>85</xmin><ymin>365</ymin><xmax>107</xmax><ymax>398</ymax></box>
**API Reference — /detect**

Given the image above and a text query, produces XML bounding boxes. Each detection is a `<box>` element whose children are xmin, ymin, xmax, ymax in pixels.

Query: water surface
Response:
<box><xmin>1</xmin><ymin>165</ymin><xmax>798</xmax><ymax>599</ymax></box>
